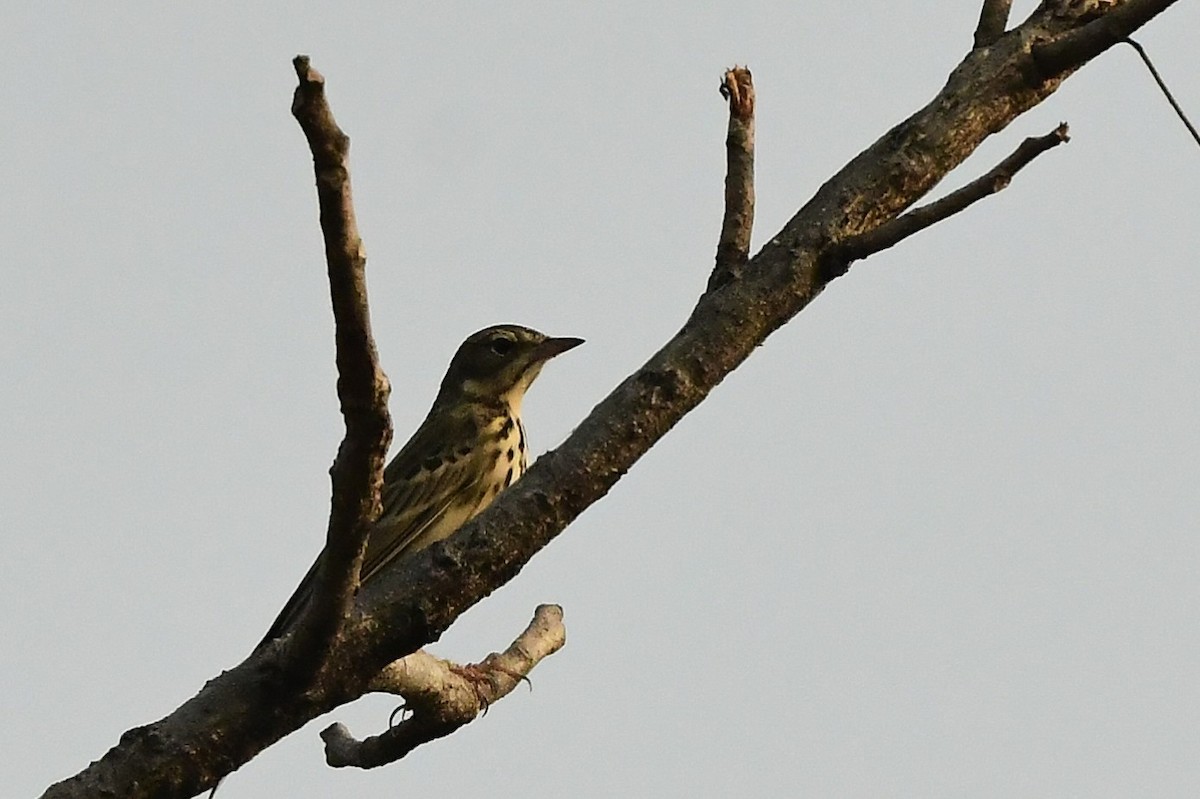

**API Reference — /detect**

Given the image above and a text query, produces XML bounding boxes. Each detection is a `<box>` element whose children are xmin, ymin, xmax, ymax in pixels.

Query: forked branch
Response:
<box><xmin>322</xmin><ymin>605</ymin><xmax>567</xmax><ymax>768</ymax></box>
<box><xmin>825</xmin><ymin>122</ymin><xmax>1070</xmax><ymax>276</ymax></box>
<box><xmin>709</xmin><ymin>66</ymin><xmax>756</xmax><ymax>291</ymax></box>
<box><xmin>1032</xmin><ymin>0</ymin><xmax>1177</xmax><ymax>76</ymax></box>
<box><xmin>38</xmin><ymin>2</ymin><xmax>1184</xmax><ymax>796</ymax></box>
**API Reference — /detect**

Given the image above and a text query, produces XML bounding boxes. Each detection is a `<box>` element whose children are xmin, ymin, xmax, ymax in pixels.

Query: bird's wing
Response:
<box><xmin>361</xmin><ymin>407</ymin><xmax>493</xmax><ymax>581</ymax></box>
<box><xmin>256</xmin><ymin>406</ymin><xmax>491</xmax><ymax>650</ymax></box>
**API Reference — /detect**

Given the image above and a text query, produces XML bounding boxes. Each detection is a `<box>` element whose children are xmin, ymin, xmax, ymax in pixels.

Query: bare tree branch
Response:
<box><xmin>321</xmin><ymin>604</ymin><xmax>566</xmax><ymax>768</ymax></box>
<box><xmin>283</xmin><ymin>56</ymin><xmax>393</xmax><ymax>674</ymax></box>
<box><xmin>353</xmin><ymin>0</ymin><xmax>1183</xmax><ymax>684</ymax></box>
<box><xmin>826</xmin><ymin>123</ymin><xmax>1070</xmax><ymax>272</ymax></box>
<box><xmin>708</xmin><ymin>66</ymin><xmax>756</xmax><ymax>291</ymax></box>
<box><xmin>40</xmin><ymin>55</ymin><xmax>395</xmax><ymax>799</ymax></box>
<box><xmin>1031</xmin><ymin>0</ymin><xmax>1176</xmax><ymax>77</ymax></box>
<box><xmin>974</xmin><ymin>0</ymin><xmax>1013</xmax><ymax>48</ymax></box>
<box><xmin>39</xmin><ymin>3</ymin><xmax>1185</xmax><ymax>796</ymax></box>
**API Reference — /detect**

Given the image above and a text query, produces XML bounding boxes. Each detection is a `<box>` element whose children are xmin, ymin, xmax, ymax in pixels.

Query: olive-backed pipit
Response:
<box><xmin>258</xmin><ymin>324</ymin><xmax>583</xmax><ymax>648</ymax></box>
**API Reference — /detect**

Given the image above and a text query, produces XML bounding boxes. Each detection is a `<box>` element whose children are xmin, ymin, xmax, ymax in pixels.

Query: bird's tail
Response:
<box><xmin>255</xmin><ymin>552</ymin><xmax>322</xmax><ymax>651</ymax></box>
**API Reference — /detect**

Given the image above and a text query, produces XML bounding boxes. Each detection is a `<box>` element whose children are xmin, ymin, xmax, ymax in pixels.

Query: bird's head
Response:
<box><xmin>434</xmin><ymin>324</ymin><xmax>583</xmax><ymax>412</ymax></box>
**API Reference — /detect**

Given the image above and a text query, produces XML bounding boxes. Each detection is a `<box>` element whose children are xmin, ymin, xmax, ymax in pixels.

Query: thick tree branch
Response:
<box><xmin>351</xmin><ymin>0</ymin><xmax>1182</xmax><ymax>680</ymax></box>
<box><xmin>708</xmin><ymin>66</ymin><xmax>756</xmax><ymax>291</ymax></box>
<box><xmin>1031</xmin><ymin>0</ymin><xmax>1177</xmax><ymax>77</ymax></box>
<box><xmin>826</xmin><ymin>122</ymin><xmax>1070</xmax><ymax>272</ymax></box>
<box><xmin>40</xmin><ymin>3</ymin><xmax>1184</xmax><ymax>796</ymax></box>
<box><xmin>286</xmin><ymin>55</ymin><xmax>393</xmax><ymax>671</ymax></box>
<box><xmin>974</xmin><ymin>0</ymin><xmax>1013</xmax><ymax>48</ymax></box>
<box><xmin>321</xmin><ymin>604</ymin><xmax>566</xmax><ymax>768</ymax></box>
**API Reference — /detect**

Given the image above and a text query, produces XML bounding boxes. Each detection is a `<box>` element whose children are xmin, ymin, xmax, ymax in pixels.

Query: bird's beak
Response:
<box><xmin>535</xmin><ymin>336</ymin><xmax>585</xmax><ymax>361</ymax></box>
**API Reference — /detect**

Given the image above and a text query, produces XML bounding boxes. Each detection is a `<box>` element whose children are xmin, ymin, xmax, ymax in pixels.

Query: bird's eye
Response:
<box><xmin>489</xmin><ymin>336</ymin><xmax>515</xmax><ymax>356</ymax></box>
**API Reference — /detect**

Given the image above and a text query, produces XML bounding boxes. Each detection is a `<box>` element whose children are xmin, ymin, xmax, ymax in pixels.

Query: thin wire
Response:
<box><xmin>1124</xmin><ymin>38</ymin><xmax>1200</xmax><ymax>149</ymax></box>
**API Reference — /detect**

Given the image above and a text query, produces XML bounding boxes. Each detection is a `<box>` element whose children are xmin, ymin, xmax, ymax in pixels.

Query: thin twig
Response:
<box><xmin>708</xmin><ymin>66</ymin><xmax>756</xmax><ymax>292</ymax></box>
<box><xmin>1123</xmin><ymin>38</ymin><xmax>1200</xmax><ymax>148</ymax></box>
<box><xmin>826</xmin><ymin>123</ymin><xmax>1070</xmax><ymax>274</ymax></box>
<box><xmin>973</xmin><ymin>0</ymin><xmax>1013</xmax><ymax>48</ymax></box>
<box><xmin>322</xmin><ymin>605</ymin><xmax>566</xmax><ymax>768</ymax></box>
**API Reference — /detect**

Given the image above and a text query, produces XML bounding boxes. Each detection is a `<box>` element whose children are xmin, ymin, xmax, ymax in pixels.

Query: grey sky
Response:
<box><xmin>5</xmin><ymin>2</ymin><xmax>1200</xmax><ymax>797</ymax></box>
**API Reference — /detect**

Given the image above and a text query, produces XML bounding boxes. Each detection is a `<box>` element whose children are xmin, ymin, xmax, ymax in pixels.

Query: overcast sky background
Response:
<box><xmin>5</xmin><ymin>3</ymin><xmax>1200</xmax><ymax>797</ymax></box>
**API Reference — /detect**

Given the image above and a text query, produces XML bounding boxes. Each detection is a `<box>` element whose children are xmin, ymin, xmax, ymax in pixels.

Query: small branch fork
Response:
<box><xmin>205</xmin><ymin>60</ymin><xmax>568</xmax><ymax>795</ymax></box>
<box><xmin>1031</xmin><ymin>0</ymin><xmax>1177</xmax><ymax>77</ymax></box>
<box><xmin>708</xmin><ymin>66</ymin><xmax>756</xmax><ymax>292</ymax></box>
<box><xmin>321</xmin><ymin>605</ymin><xmax>567</xmax><ymax>768</ymax></box>
<box><xmin>823</xmin><ymin>122</ymin><xmax>1070</xmax><ymax>279</ymax></box>
<box><xmin>290</xmin><ymin>60</ymin><xmax>566</xmax><ymax>776</ymax></box>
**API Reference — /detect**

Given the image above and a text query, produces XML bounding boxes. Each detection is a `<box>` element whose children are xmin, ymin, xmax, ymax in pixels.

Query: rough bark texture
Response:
<box><xmin>39</xmin><ymin>3</ymin><xmax>1182</xmax><ymax>798</ymax></box>
<box><xmin>321</xmin><ymin>604</ymin><xmax>566</xmax><ymax>768</ymax></box>
<box><xmin>830</xmin><ymin>122</ymin><xmax>1070</xmax><ymax>268</ymax></box>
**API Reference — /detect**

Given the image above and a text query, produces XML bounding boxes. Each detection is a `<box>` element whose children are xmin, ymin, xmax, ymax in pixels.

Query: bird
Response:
<box><xmin>256</xmin><ymin>323</ymin><xmax>583</xmax><ymax>650</ymax></box>
<box><xmin>213</xmin><ymin>330</ymin><xmax>580</xmax><ymax>799</ymax></box>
